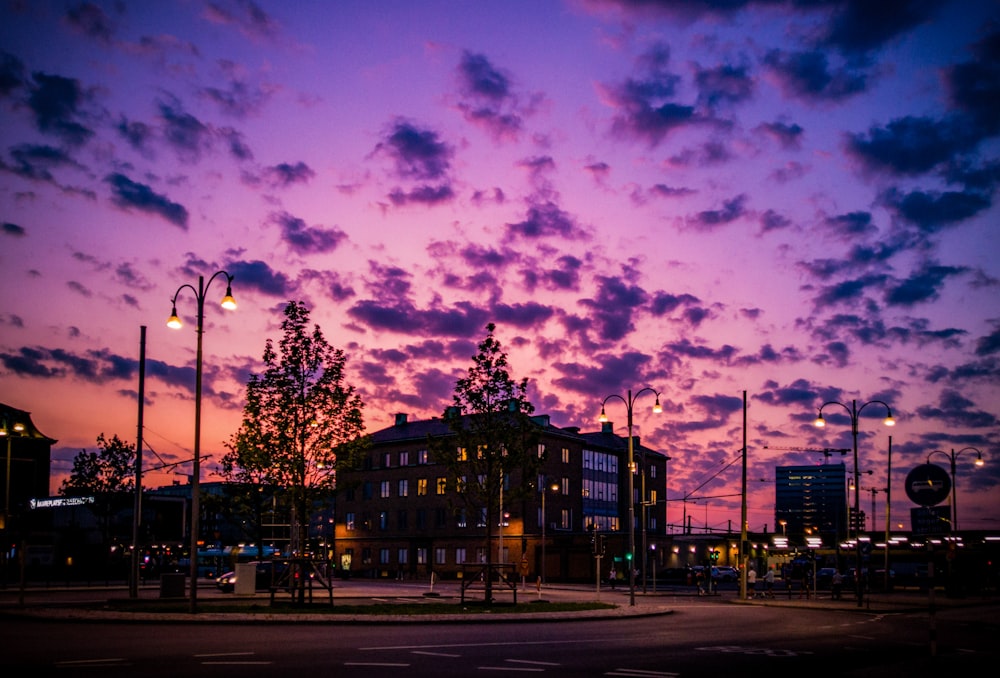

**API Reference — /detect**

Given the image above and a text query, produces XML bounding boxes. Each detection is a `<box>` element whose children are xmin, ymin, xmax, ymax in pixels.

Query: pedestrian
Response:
<box><xmin>831</xmin><ymin>570</ymin><xmax>843</xmax><ymax>600</ymax></box>
<box><xmin>696</xmin><ymin>568</ymin><xmax>706</xmax><ymax>596</ymax></box>
<box><xmin>609</xmin><ymin>565</ymin><xmax>617</xmax><ymax>589</ymax></box>
<box><xmin>799</xmin><ymin>569</ymin><xmax>811</xmax><ymax>599</ymax></box>
<box><xmin>747</xmin><ymin>565</ymin><xmax>757</xmax><ymax>598</ymax></box>
<box><xmin>763</xmin><ymin>566</ymin><xmax>775</xmax><ymax>598</ymax></box>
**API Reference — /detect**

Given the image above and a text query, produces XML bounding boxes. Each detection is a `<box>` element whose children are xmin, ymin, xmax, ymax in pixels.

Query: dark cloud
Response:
<box><xmin>203</xmin><ymin>0</ymin><xmax>280</xmax><ymax>41</ymax></box>
<box><xmin>105</xmin><ymin>172</ymin><xmax>188</xmax><ymax>228</ymax></box>
<box><xmin>551</xmin><ymin>351</ymin><xmax>654</xmax><ymax>396</ymax></box>
<box><xmin>0</xmin><ymin>344</ymin><xmax>151</xmax><ymax>384</ymax></box>
<box><xmin>0</xmin><ymin>50</ymin><xmax>26</xmax><ymax>96</ymax></box>
<box><xmin>225</xmin><ymin>259</ymin><xmax>293</xmax><ymax>296</ymax></box>
<box><xmin>884</xmin><ymin>261</ymin><xmax>967</xmax><ymax>307</ymax></box>
<box><xmin>756</xmin><ymin>120</ymin><xmax>803</xmax><ymax>149</ymax></box>
<box><xmin>976</xmin><ymin>326</ymin><xmax>1000</xmax><ymax>357</ymax></box>
<box><xmin>648</xmin><ymin>184</ymin><xmax>695</xmax><ymax>200</ymax></box>
<box><xmin>116</xmin><ymin>116</ymin><xmax>155</xmax><ymax>153</ymax></box>
<box><xmin>754</xmin><ymin>378</ymin><xmax>820</xmax><ymax>408</ymax></box>
<box><xmin>347</xmin><ymin>299</ymin><xmax>487</xmax><ymax>338</ymax></box>
<box><xmin>65</xmin><ymin>2</ymin><xmax>117</xmax><ymax>45</ymax></box>
<box><xmin>271</xmin><ymin>211</ymin><xmax>347</xmax><ymax>254</ymax></box>
<box><xmin>455</xmin><ymin>51</ymin><xmax>524</xmax><ymax>139</ymax></box>
<box><xmin>824</xmin><ymin>210</ymin><xmax>876</xmax><ymax>237</ymax></box>
<box><xmin>491</xmin><ymin>302</ymin><xmax>555</xmax><ymax>328</ymax></box>
<box><xmin>733</xmin><ymin>343</ymin><xmax>803</xmax><ymax>366</ymax></box>
<box><xmin>811</xmin><ymin>273</ymin><xmax>888</xmax><ymax>307</ymax></box>
<box><xmin>764</xmin><ymin>49</ymin><xmax>868</xmax><ymax>102</ymax></box>
<box><xmin>220</xmin><ymin>127</ymin><xmax>254</xmax><ymax>161</ymax></box>
<box><xmin>28</xmin><ymin>72</ymin><xmax>94</xmax><ymax>145</ymax></box>
<box><xmin>2</xmin><ymin>222</ymin><xmax>26</xmax><ymax>237</ymax></box>
<box><xmin>649</xmin><ymin>292</ymin><xmax>700</xmax><ymax>316</ymax></box>
<box><xmin>915</xmin><ymin>389</ymin><xmax>998</xmax><ymax>429</ymax></box>
<box><xmin>882</xmin><ymin>187</ymin><xmax>992</xmax><ymax>232</ymax></box>
<box><xmin>662</xmin><ymin>338</ymin><xmax>738</xmax><ymax>364</ymax></box>
<box><xmin>387</xmin><ymin>184</ymin><xmax>455</xmax><ymax>206</ymax></box>
<box><xmin>506</xmin><ymin>201</ymin><xmax>588</xmax><ymax>240</ymax></box>
<box><xmin>201</xmin><ymin>67</ymin><xmax>275</xmax><ymax>118</ymax></box>
<box><xmin>846</xmin><ymin>115</ymin><xmax>975</xmax><ymax>176</ymax></box>
<box><xmin>821</xmin><ymin>0</ymin><xmax>944</xmax><ymax>56</ymax></box>
<box><xmin>807</xmin><ymin>313</ymin><xmax>966</xmax><ymax>351</ymax></box>
<box><xmin>377</xmin><ymin>119</ymin><xmax>452</xmax><ymax>181</ymax></box>
<box><xmin>262</xmin><ymin>161</ymin><xmax>315</xmax><ymax>188</ymax></box>
<box><xmin>685</xmin><ymin>193</ymin><xmax>748</xmax><ymax>230</ymax></box>
<box><xmin>579</xmin><ymin>274</ymin><xmax>649</xmax><ymax>342</ymax></box>
<box><xmin>759</xmin><ymin>209</ymin><xmax>791</xmax><ymax>232</ymax></box>
<box><xmin>4</xmin><ymin>144</ymin><xmax>76</xmax><ymax>181</ymax></box>
<box><xmin>158</xmin><ymin>97</ymin><xmax>213</xmax><ymax>162</ymax></box>
<box><xmin>694</xmin><ymin>62</ymin><xmax>754</xmax><ymax>108</ymax></box>
<box><xmin>946</xmin><ymin>30</ymin><xmax>1000</xmax><ymax>138</ymax></box>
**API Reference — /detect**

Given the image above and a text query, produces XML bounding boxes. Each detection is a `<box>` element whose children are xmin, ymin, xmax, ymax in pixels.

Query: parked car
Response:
<box><xmin>657</xmin><ymin>567</ymin><xmax>693</xmax><ymax>584</ymax></box>
<box><xmin>816</xmin><ymin>567</ymin><xmax>837</xmax><ymax>589</ymax></box>
<box><xmin>216</xmin><ymin>560</ymin><xmax>285</xmax><ymax>592</ymax></box>
<box><xmin>714</xmin><ymin>566</ymin><xmax>738</xmax><ymax>582</ymax></box>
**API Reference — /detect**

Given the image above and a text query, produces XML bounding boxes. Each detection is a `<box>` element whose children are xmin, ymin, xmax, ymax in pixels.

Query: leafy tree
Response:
<box><xmin>430</xmin><ymin>323</ymin><xmax>542</xmax><ymax>603</ymax></box>
<box><xmin>60</xmin><ymin>433</ymin><xmax>136</xmax><ymax>548</ymax></box>
<box><xmin>224</xmin><ymin>301</ymin><xmax>368</xmax><ymax>572</ymax></box>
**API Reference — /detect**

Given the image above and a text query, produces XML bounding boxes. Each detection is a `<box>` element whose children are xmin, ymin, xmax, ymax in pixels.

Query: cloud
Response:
<box><xmin>976</xmin><ymin>325</ymin><xmax>1000</xmax><ymax>357</ymax></box>
<box><xmin>262</xmin><ymin>161</ymin><xmax>315</xmax><ymax>188</ymax></box>
<box><xmin>376</xmin><ymin>119</ymin><xmax>452</xmax><ymax>181</ymax></box>
<box><xmin>203</xmin><ymin>0</ymin><xmax>280</xmax><ymax>42</ymax></box>
<box><xmin>4</xmin><ymin>144</ymin><xmax>80</xmax><ymax>182</ymax></box>
<box><xmin>884</xmin><ymin>261</ymin><xmax>967</xmax><ymax>307</ymax></box>
<box><xmin>220</xmin><ymin>127</ymin><xmax>254</xmax><ymax>161</ymax></box>
<box><xmin>811</xmin><ymin>273</ymin><xmax>889</xmax><ymax>308</ymax></box>
<box><xmin>579</xmin><ymin>274</ymin><xmax>650</xmax><ymax>342</ymax></box>
<box><xmin>116</xmin><ymin>116</ymin><xmax>155</xmax><ymax>154</ymax></box>
<box><xmin>506</xmin><ymin>200</ymin><xmax>588</xmax><ymax>240</ymax></box>
<box><xmin>882</xmin><ymin>187</ymin><xmax>992</xmax><ymax>232</ymax></box>
<box><xmin>64</xmin><ymin>2</ymin><xmax>117</xmax><ymax>45</ymax></box>
<box><xmin>755</xmin><ymin>378</ymin><xmax>821</xmax><ymax>408</ymax></box>
<box><xmin>551</xmin><ymin>351</ymin><xmax>655</xmax><ymax>396</ymax></box>
<box><xmin>764</xmin><ymin>49</ymin><xmax>868</xmax><ymax>102</ymax></box>
<box><xmin>915</xmin><ymin>389</ymin><xmax>998</xmax><ymax>428</ymax></box>
<box><xmin>945</xmin><ymin>30</ymin><xmax>1000</xmax><ymax>138</ymax></box>
<box><xmin>271</xmin><ymin>211</ymin><xmax>347</xmax><ymax>254</ymax></box>
<box><xmin>685</xmin><ymin>193</ymin><xmax>748</xmax><ymax>230</ymax></box>
<box><xmin>694</xmin><ymin>62</ymin><xmax>754</xmax><ymax>108</ymax></box>
<box><xmin>820</xmin><ymin>0</ymin><xmax>944</xmax><ymax>57</ymax></box>
<box><xmin>455</xmin><ymin>51</ymin><xmax>527</xmax><ymax>139</ymax></box>
<box><xmin>225</xmin><ymin>259</ymin><xmax>293</xmax><ymax>296</ymax></box>
<box><xmin>28</xmin><ymin>72</ymin><xmax>94</xmax><ymax>145</ymax></box>
<box><xmin>824</xmin><ymin>210</ymin><xmax>877</xmax><ymax>238</ymax></box>
<box><xmin>649</xmin><ymin>292</ymin><xmax>700</xmax><ymax>316</ymax></box>
<box><xmin>846</xmin><ymin>115</ymin><xmax>979</xmax><ymax>176</ymax></box>
<box><xmin>0</xmin><ymin>50</ymin><xmax>26</xmax><ymax>96</ymax></box>
<box><xmin>387</xmin><ymin>184</ymin><xmax>455</xmax><ymax>206</ymax></box>
<box><xmin>105</xmin><ymin>173</ymin><xmax>189</xmax><ymax>228</ymax></box>
<box><xmin>2</xmin><ymin>222</ymin><xmax>26</xmax><ymax>237</ymax></box>
<box><xmin>158</xmin><ymin>96</ymin><xmax>213</xmax><ymax>163</ymax></box>
<box><xmin>200</xmin><ymin>62</ymin><xmax>277</xmax><ymax>118</ymax></box>
<box><xmin>756</xmin><ymin>120</ymin><xmax>803</xmax><ymax>150</ymax></box>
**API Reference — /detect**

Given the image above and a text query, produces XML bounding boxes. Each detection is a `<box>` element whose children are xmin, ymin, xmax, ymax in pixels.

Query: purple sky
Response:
<box><xmin>1</xmin><ymin>0</ymin><xmax>997</xmax><ymax>534</ymax></box>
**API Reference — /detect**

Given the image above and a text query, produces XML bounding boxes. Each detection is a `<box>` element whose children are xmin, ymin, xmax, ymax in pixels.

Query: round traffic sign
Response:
<box><xmin>904</xmin><ymin>463</ymin><xmax>951</xmax><ymax>506</ymax></box>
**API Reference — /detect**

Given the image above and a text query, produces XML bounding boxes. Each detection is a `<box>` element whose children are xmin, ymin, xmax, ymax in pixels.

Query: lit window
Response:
<box><xmin>436</xmin><ymin>477</ymin><xmax>447</xmax><ymax>494</ymax></box>
<box><xmin>417</xmin><ymin>478</ymin><xmax>427</xmax><ymax>496</ymax></box>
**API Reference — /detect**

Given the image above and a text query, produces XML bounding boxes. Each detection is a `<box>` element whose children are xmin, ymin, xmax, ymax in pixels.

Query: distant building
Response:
<box><xmin>774</xmin><ymin>463</ymin><xmax>847</xmax><ymax>546</ymax></box>
<box><xmin>333</xmin><ymin>412</ymin><xmax>668</xmax><ymax>582</ymax></box>
<box><xmin>1</xmin><ymin>403</ymin><xmax>57</xmax><ymax>532</ymax></box>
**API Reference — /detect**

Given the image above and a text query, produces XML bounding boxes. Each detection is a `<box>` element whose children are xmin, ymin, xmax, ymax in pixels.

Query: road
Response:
<box><xmin>2</xmin><ymin>593</ymin><xmax>995</xmax><ymax>676</ymax></box>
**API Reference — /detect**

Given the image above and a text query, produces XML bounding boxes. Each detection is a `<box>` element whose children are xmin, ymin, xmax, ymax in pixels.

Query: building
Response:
<box><xmin>1</xmin><ymin>403</ymin><xmax>56</xmax><ymax>532</ymax></box>
<box><xmin>333</xmin><ymin>412</ymin><xmax>668</xmax><ymax>582</ymax></box>
<box><xmin>774</xmin><ymin>463</ymin><xmax>847</xmax><ymax>546</ymax></box>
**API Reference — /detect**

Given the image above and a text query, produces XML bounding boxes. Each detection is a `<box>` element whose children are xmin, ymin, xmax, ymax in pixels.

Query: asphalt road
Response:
<box><xmin>2</xmin><ymin>587</ymin><xmax>995</xmax><ymax>676</ymax></box>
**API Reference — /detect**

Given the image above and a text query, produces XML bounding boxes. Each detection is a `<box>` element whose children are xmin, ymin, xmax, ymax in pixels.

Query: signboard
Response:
<box><xmin>911</xmin><ymin>505</ymin><xmax>951</xmax><ymax>535</ymax></box>
<box><xmin>904</xmin><ymin>463</ymin><xmax>950</xmax><ymax>507</ymax></box>
<box><xmin>29</xmin><ymin>496</ymin><xmax>95</xmax><ymax>509</ymax></box>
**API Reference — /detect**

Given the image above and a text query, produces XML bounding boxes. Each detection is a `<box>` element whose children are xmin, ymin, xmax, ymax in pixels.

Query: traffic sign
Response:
<box><xmin>904</xmin><ymin>463</ymin><xmax>951</xmax><ymax>506</ymax></box>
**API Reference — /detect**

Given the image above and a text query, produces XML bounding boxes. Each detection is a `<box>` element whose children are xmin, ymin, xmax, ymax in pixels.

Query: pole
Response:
<box><xmin>130</xmin><ymin>326</ymin><xmax>146</xmax><ymax>599</ymax></box>
<box><xmin>541</xmin><ymin>486</ymin><xmax>546</xmax><ymax>585</ymax></box>
<box><xmin>641</xmin><ymin>459</ymin><xmax>646</xmax><ymax>594</ymax></box>
<box><xmin>851</xmin><ymin>400</ymin><xmax>864</xmax><ymax>607</ymax></box>
<box><xmin>949</xmin><ymin>450</ymin><xmax>958</xmax><ymax>531</ymax></box>
<box><xmin>626</xmin><ymin>390</ymin><xmax>636</xmax><ymax>607</ymax></box>
<box><xmin>884</xmin><ymin>436</ymin><xmax>891</xmax><ymax>592</ymax></box>
<box><xmin>190</xmin><ymin>276</ymin><xmax>205</xmax><ymax>614</ymax></box>
<box><xmin>740</xmin><ymin>390</ymin><xmax>748</xmax><ymax>600</ymax></box>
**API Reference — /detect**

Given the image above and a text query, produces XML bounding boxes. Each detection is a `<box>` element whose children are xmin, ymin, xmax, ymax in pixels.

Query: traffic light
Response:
<box><xmin>709</xmin><ymin>550</ymin><xmax>720</xmax><ymax>562</ymax></box>
<box><xmin>625</xmin><ymin>551</ymin><xmax>633</xmax><ymax>562</ymax></box>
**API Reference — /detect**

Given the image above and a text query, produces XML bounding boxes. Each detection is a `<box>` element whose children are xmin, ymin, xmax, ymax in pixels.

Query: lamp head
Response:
<box><xmin>883</xmin><ymin>410</ymin><xmax>895</xmax><ymax>427</ymax></box>
<box><xmin>975</xmin><ymin>452</ymin><xmax>985</xmax><ymax>468</ymax></box>
<box><xmin>167</xmin><ymin>305</ymin><xmax>183</xmax><ymax>329</ymax></box>
<box><xmin>652</xmin><ymin>397</ymin><xmax>663</xmax><ymax>414</ymax></box>
<box><xmin>598</xmin><ymin>406</ymin><xmax>608</xmax><ymax>423</ymax></box>
<box><xmin>220</xmin><ymin>283</ymin><xmax>237</xmax><ymax>311</ymax></box>
<box><xmin>813</xmin><ymin>412</ymin><xmax>825</xmax><ymax>428</ymax></box>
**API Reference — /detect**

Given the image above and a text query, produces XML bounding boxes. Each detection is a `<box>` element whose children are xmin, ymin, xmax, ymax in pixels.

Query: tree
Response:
<box><xmin>60</xmin><ymin>434</ymin><xmax>136</xmax><ymax>561</ymax></box>
<box><xmin>223</xmin><ymin>301</ymin><xmax>368</xmax><ymax>576</ymax></box>
<box><xmin>430</xmin><ymin>322</ymin><xmax>542</xmax><ymax>603</ymax></box>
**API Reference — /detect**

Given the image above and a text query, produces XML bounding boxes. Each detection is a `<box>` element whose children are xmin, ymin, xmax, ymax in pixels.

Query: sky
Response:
<box><xmin>1</xmin><ymin>0</ymin><xmax>998</xmax><ymax>536</ymax></box>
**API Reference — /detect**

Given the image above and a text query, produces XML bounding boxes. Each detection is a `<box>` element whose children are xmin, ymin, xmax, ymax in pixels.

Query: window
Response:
<box><xmin>362</xmin><ymin>481</ymin><xmax>372</xmax><ymax>500</ymax></box>
<box><xmin>560</xmin><ymin>508</ymin><xmax>571</xmax><ymax>530</ymax></box>
<box><xmin>537</xmin><ymin>443</ymin><xmax>546</xmax><ymax>459</ymax></box>
<box><xmin>561</xmin><ymin>477</ymin><xmax>570</xmax><ymax>495</ymax></box>
<box><xmin>435</xmin><ymin>548</ymin><xmax>446</xmax><ymax>565</ymax></box>
<box><xmin>562</xmin><ymin>447</ymin><xmax>570</xmax><ymax>463</ymax></box>
<box><xmin>379</xmin><ymin>548</ymin><xmax>390</xmax><ymax>565</ymax></box>
<box><xmin>650</xmin><ymin>465</ymin><xmax>657</xmax><ymax>479</ymax></box>
<box><xmin>399</xmin><ymin>450</ymin><xmax>409</xmax><ymax>466</ymax></box>
<box><xmin>649</xmin><ymin>516</ymin><xmax>657</xmax><ymax>531</ymax></box>
<box><xmin>416</xmin><ymin>509</ymin><xmax>427</xmax><ymax>529</ymax></box>
<box><xmin>435</xmin><ymin>507</ymin><xmax>447</xmax><ymax>528</ymax></box>
<box><xmin>477</xmin><ymin>508</ymin><xmax>487</xmax><ymax>527</ymax></box>
<box><xmin>417</xmin><ymin>449</ymin><xmax>428</xmax><ymax>465</ymax></box>
<box><xmin>649</xmin><ymin>490</ymin><xmax>657</xmax><ymax>504</ymax></box>
<box><xmin>345</xmin><ymin>512</ymin><xmax>355</xmax><ymax>531</ymax></box>
<box><xmin>457</xmin><ymin>508</ymin><xmax>467</xmax><ymax>528</ymax></box>
<box><xmin>456</xmin><ymin>475</ymin><xmax>466</xmax><ymax>492</ymax></box>
<box><xmin>417</xmin><ymin>478</ymin><xmax>428</xmax><ymax>496</ymax></box>
<box><xmin>397</xmin><ymin>509</ymin><xmax>408</xmax><ymax>530</ymax></box>
<box><xmin>398</xmin><ymin>479</ymin><xmax>409</xmax><ymax>497</ymax></box>
<box><xmin>455</xmin><ymin>547</ymin><xmax>467</xmax><ymax>564</ymax></box>
<box><xmin>361</xmin><ymin>547</ymin><xmax>372</xmax><ymax>565</ymax></box>
<box><xmin>457</xmin><ymin>447</ymin><xmax>467</xmax><ymax>461</ymax></box>
<box><xmin>383</xmin><ymin>452</ymin><xmax>392</xmax><ymax>468</ymax></box>
<box><xmin>416</xmin><ymin>548</ymin><xmax>427</xmax><ymax>565</ymax></box>
<box><xmin>436</xmin><ymin>477</ymin><xmax>447</xmax><ymax>495</ymax></box>
<box><xmin>379</xmin><ymin>511</ymin><xmax>388</xmax><ymax>530</ymax></box>
<box><xmin>380</xmin><ymin>480</ymin><xmax>391</xmax><ymax>498</ymax></box>
<box><xmin>398</xmin><ymin>548</ymin><xmax>408</xmax><ymax>565</ymax></box>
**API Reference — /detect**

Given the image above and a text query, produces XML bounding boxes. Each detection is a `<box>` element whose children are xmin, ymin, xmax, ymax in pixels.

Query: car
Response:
<box><xmin>216</xmin><ymin>560</ymin><xmax>286</xmax><ymax>592</ymax></box>
<box><xmin>815</xmin><ymin>567</ymin><xmax>837</xmax><ymax>589</ymax></box>
<box><xmin>714</xmin><ymin>566</ymin><xmax>738</xmax><ymax>582</ymax></box>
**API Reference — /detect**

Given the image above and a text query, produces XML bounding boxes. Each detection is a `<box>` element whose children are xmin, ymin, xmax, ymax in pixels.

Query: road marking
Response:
<box><xmin>507</xmin><ymin>659</ymin><xmax>561</xmax><ymax>666</ymax></box>
<box><xmin>361</xmin><ymin>639</ymin><xmax>592</xmax><ymax>651</ymax></box>
<box><xmin>202</xmin><ymin>661</ymin><xmax>273</xmax><ymax>665</ymax></box>
<box><xmin>478</xmin><ymin>667</ymin><xmax>544</xmax><ymax>672</ymax></box>
<box><xmin>345</xmin><ymin>662</ymin><xmax>411</xmax><ymax>667</ymax></box>
<box><xmin>606</xmin><ymin>670</ymin><xmax>679</xmax><ymax>677</ymax></box>
<box><xmin>412</xmin><ymin>650</ymin><xmax>462</xmax><ymax>657</ymax></box>
<box><xmin>195</xmin><ymin>652</ymin><xmax>256</xmax><ymax>658</ymax></box>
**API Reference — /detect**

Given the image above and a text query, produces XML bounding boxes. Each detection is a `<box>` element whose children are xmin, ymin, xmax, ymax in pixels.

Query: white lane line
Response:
<box><xmin>412</xmin><ymin>650</ymin><xmax>462</xmax><ymax>657</ymax></box>
<box><xmin>478</xmin><ymin>667</ymin><xmax>544</xmax><ymax>672</ymax></box>
<box><xmin>345</xmin><ymin>662</ymin><xmax>411</xmax><ymax>667</ymax></box>
<box><xmin>361</xmin><ymin>639</ymin><xmax>592</xmax><ymax>651</ymax></box>
<box><xmin>195</xmin><ymin>652</ymin><xmax>256</xmax><ymax>657</ymax></box>
<box><xmin>506</xmin><ymin>659</ymin><xmax>561</xmax><ymax>666</ymax></box>
<box><xmin>55</xmin><ymin>658</ymin><xmax>128</xmax><ymax>667</ymax></box>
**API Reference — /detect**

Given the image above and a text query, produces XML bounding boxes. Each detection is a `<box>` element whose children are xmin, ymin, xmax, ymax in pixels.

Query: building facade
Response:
<box><xmin>333</xmin><ymin>412</ymin><xmax>668</xmax><ymax>582</ymax></box>
<box><xmin>774</xmin><ymin>463</ymin><xmax>847</xmax><ymax>546</ymax></box>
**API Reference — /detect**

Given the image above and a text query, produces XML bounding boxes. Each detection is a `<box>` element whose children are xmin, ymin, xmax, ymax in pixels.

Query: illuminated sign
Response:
<box><xmin>29</xmin><ymin>496</ymin><xmax>96</xmax><ymax>509</ymax></box>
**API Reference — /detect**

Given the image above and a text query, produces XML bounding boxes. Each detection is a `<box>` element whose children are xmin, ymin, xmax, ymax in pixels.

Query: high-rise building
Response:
<box><xmin>774</xmin><ymin>463</ymin><xmax>847</xmax><ymax>545</ymax></box>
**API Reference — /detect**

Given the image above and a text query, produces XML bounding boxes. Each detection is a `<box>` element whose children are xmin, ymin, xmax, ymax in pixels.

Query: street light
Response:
<box><xmin>926</xmin><ymin>447</ymin><xmax>984</xmax><ymax>531</ymax></box>
<box><xmin>540</xmin><ymin>477</ymin><xmax>559</xmax><ymax>584</ymax></box>
<box><xmin>167</xmin><ymin>271</ymin><xmax>236</xmax><ymax>614</ymax></box>
<box><xmin>815</xmin><ymin>398</ymin><xmax>894</xmax><ymax>608</ymax></box>
<box><xmin>1</xmin><ymin>418</ymin><xmax>27</xmax><ymax>535</ymax></box>
<box><xmin>599</xmin><ymin>387</ymin><xmax>662</xmax><ymax>606</ymax></box>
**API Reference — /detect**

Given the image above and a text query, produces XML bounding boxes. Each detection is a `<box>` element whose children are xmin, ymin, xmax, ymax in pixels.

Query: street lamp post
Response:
<box><xmin>815</xmin><ymin>398</ymin><xmax>894</xmax><ymax>608</ymax></box>
<box><xmin>167</xmin><ymin>271</ymin><xmax>236</xmax><ymax>614</ymax></box>
<box><xmin>599</xmin><ymin>388</ymin><xmax>662</xmax><ymax>607</ymax></box>
<box><xmin>540</xmin><ymin>478</ymin><xmax>559</xmax><ymax>584</ymax></box>
<box><xmin>926</xmin><ymin>447</ymin><xmax>984</xmax><ymax>532</ymax></box>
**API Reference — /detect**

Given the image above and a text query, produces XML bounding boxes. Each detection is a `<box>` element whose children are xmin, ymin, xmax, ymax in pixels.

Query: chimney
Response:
<box><xmin>602</xmin><ymin>421</ymin><xmax>614</xmax><ymax>434</ymax></box>
<box><xmin>394</xmin><ymin>413</ymin><xmax>408</xmax><ymax>427</ymax></box>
